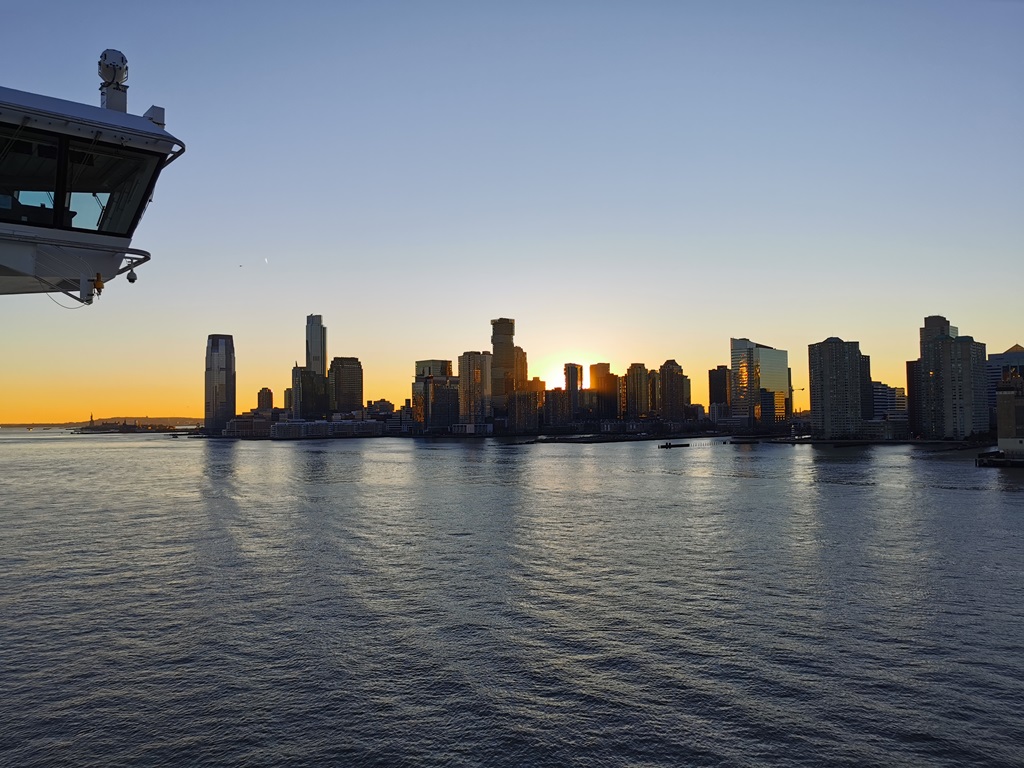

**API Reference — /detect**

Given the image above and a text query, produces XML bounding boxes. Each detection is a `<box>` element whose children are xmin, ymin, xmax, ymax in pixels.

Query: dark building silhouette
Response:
<box><xmin>292</xmin><ymin>364</ymin><xmax>328</xmax><ymax>420</ymax></box>
<box><xmin>306</xmin><ymin>314</ymin><xmax>327</xmax><ymax>377</ymax></box>
<box><xmin>809</xmin><ymin>337</ymin><xmax>869</xmax><ymax>439</ymax></box>
<box><xmin>205</xmin><ymin>334</ymin><xmax>236</xmax><ymax>433</ymax></box>
<box><xmin>659</xmin><ymin>360</ymin><xmax>690</xmax><ymax>422</ymax></box>
<box><xmin>708</xmin><ymin>365</ymin><xmax>730</xmax><ymax>408</ymax></box>
<box><xmin>490</xmin><ymin>318</ymin><xmax>515</xmax><ymax>415</ymax></box>
<box><xmin>564</xmin><ymin>363</ymin><xmax>583</xmax><ymax>417</ymax></box>
<box><xmin>328</xmin><ymin>356</ymin><xmax>363</xmax><ymax>413</ymax></box>
<box><xmin>412</xmin><ymin>360</ymin><xmax>460</xmax><ymax>433</ymax></box>
<box><xmin>257</xmin><ymin>387</ymin><xmax>273</xmax><ymax>410</ymax></box>
<box><xmin>909</xmin><ymin>315</ymin><xmax>987</xmax><ymax>439</ymax></box>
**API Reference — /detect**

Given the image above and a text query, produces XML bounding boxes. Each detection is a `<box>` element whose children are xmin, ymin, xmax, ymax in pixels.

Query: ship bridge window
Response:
<box><xmin>0</xmin><ymin>122</ymin><xmax>162</xmax><ymax>237</ymax></box>
<box><xmin>0</xmin><ymin>125</ymin><xmax>60</xmax><ymax>227</ymax></box>
<box><xmin>67</xmin><ymin>140</ymin><xmax>161</xmax><ymax>234</ymax></box>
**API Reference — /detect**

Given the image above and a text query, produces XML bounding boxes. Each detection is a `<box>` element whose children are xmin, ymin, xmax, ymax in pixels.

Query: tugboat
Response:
<box><xmin>0</xmin><ymin>50</ymin><xmax>185</xmax><ymax>304</ymax></box>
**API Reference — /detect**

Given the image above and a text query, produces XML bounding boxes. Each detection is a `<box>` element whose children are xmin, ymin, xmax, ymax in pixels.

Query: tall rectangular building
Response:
<box><xmin>912</xmin><ymin>316</ymin><xmax>987</xmax><ymax>439</ymax></box>
<box><xmin>708</xmin><ymin>365</ymin><xmax>730</xmax><ymax>408</ymax></box>
<box><xmin>328</xmin><ymin>356</ymin><xmax>363</xmax><ymax>413</ymax></box>
<box><xmin>490</xmin><ymin>318</ymin><xmax>515</xmax><ymax>413</ymax></box>
<box><xmin>305</xmin><ymin>314</ymin><xmax>327</xmax><ymax>377</ymax></box>
<box><xmin>205</xmin><ymin>334</ymin><xmax>236</xmax><ymax>433</ymax></box>
<box><xmin>513</xmin><ymin>346</ymin><xmax>528</xmax><ymax>392</ymax></box>
<box><xmin>808</xmin><ymin>337</ymin><xmax>867</xmax><ymax>439</ymax></box>
<box><xmin>590</xmin><ymin>363</ymin><xmax>619</xmax><ymax>419</ymax></box>
<box><xmin>940</xmin><ymin>335</ymin><xmax>988</xmax><ymax>439</ymax></box>
<box><xmin>917</xmin><ymin>315</ymin><xmax>956</xmax><ymax>439</ymax></box>
<box><xmin>625</xmin><ymin>363</ymin><xmax>649</xmax><ymax>419</ymax></box>
<box><xmin>292</xmin><ymin>364</ymin><xmax>327</xmax><ymax>421</ymax></box>
<box><xmin>412</xmin><ymin>360</ymin><xmax>459</xmax><ymax>433</ymax></box>
<box><xmin>659</xmin><ymin>360</ymin><xmax>689</xmax><ymax>421</ymax></box>
<box><xmin>564</xmin><ymin>363</ymin><xmax>583</xmax><ymax>418</ymax></box>
<box><xmin>730</xmin><ymin>338</ymin><xmax>790</xmax><ymax>427</ymax></box>
<box><xmin>458</xmin><ymin>351</ymin><xmax>493</xmax><ymax>427</ymax></box>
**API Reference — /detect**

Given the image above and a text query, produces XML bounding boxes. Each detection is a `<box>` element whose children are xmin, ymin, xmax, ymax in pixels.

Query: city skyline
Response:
<box><xmin>1</xmin><ymin>2</ymin><xmax>1021</xmax><ymax>423</ymax></box>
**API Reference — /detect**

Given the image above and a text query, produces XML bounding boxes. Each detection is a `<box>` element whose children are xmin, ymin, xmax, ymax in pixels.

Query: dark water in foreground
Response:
<box><xmin>1</xmin><ymin>432</ymin><xmax>1023</xmax><ymax>766</ymax></box>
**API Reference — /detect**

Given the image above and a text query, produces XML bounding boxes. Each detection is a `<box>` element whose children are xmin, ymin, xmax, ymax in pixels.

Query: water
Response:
<box><xmin>2</xmin><ymin>432</ymin><xmax>1023</xmax><ymax>766</ymax></box>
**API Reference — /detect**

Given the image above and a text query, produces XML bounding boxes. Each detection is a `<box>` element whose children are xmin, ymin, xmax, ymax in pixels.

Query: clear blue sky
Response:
<box><xmin>2</xmin><ymin>1</ymin><xmax>1021</xmax><ymax>420</ymax></box>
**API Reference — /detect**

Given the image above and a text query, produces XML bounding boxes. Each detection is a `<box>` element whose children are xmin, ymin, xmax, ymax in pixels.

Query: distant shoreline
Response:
<box><xmin>1</xmin><ymin>417</ymin><xmax>201</xmax><ymax>429</ymax></box>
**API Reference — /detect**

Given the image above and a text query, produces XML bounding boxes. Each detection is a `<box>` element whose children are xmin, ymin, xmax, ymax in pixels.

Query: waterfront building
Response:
<box><xmin>490</xmin><ymin>318</ymin><xmax>515</xmax><ymax>414</ymax></box>
<box><xmin>305</xmin><ymin>314</ymin><xmax>327</xmax><ymax>377</ymax></box>
<box><xmin>204</xmin><ymin>334</ymin><xmax>236</xmax><ymax>434</ymax></box>
<box><xmin>915</xmin><ymin>315</ymin><xmax>956</xmax><ymax>439</ymax></box>
<box><xmin>564</xmin><ymin>363</ymin><xmax>583</xmax><ymax>417</ymax></box>
<box><xmin>590</xmin><ymin>363</ymin><xmax>619</xmax><ymax>420</ymax></box>
<box><xmin>809</xmin><ymin>337</ymin><xmax>869</xmax><ymax>439</ymax></box>
<box><xmin>659</xmin><ymin>360</ymin><xmax>690</xmax><ymax>422</ymax></box>
<box><xmin>859</xmin><ymin>356</ymin><xmax>874</xmax><ymax>421</ymax></box>
<box><xmin>941</xmin><ymin>336</ymin><xmax>988</xmax><ymax>439</ymax></box>
<box><xmin>906</xmin><ymin>359</ymin><xmax>922</xmax><ymax>437</ymax></box>
<box><xmin>257</xmin><ymin>387</ymin><xmax>273</xmax><ymax>411</ymax></box>
<box><xmin>543</xmin><ymin>388</ymin><xmax>572</xmax><ymax>427</ymax></box>
<box><xmin>508</xmin><ymin>390</ymin><xmax>541</xmax><ymax>433</ymax></box>
<box><xmin>708</xmin><ymin>402</ymin><xmax>729</xmax><ymax>424</ymax></box>
<box><xmin>708</xmin><ymin>365</ymin><xmax>730</xmax><ymax>411</ymax></box>
<box><xmin>910</xmin><ymin>316</ymin><xmax>988</xmax><ymax>439</ymax></box>
<box><xmin>730</xmin><ymin>338</ymin><xmax>791</xmax><ymax>427</ymax></box>
<box><xmin>647</xmin><ymin>370</ymin><xmax>661</xmax><ymax>418</ymax></box>
<box><xmin>871</xmin><ymin>382</ymin><xmax>907</xmax><ymax>419</ymax></box>
<box><xmin>996</xmin><ymin>376</ymin><xmax>1024</xmax><ymax>457</ymax></box>
<box><xmin>291</xmin><ymin>364</ymin><xmax>327</xmax><ymax>421</ymax></box>
<box><xmin>457</xmin><ymin>351</ymin><xmax>492</xmax><ymax>432</ymax></box>
<box><xmin>987</xmin><ymin>344</ymin><xmax>1024</xmax><ymax>421</ymax></box>
<box><xmin>327</xmin><ymin>356</ymin><xmax>363</xmax><ymax>414</ymax></box>
<box><xmin>625</xmin><ymin>363</ymin><xmax>649</xmax><ymax>419</ymax></box>
<box><xmin>513</xmin><ymin>346</ymin><xmax>528</xmax><ymax>392</ymax></box>
<box><xmin>412</xmin><ymin>360</ymin><xmax>459</xmax><ymax>433</ymax></box>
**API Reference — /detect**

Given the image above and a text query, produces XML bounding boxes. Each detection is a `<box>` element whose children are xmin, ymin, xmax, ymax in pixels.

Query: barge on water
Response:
<box><xmin>976</xmin><ymin>451</ymin><xmax>1024</xmax><ymax>468</ymax></box>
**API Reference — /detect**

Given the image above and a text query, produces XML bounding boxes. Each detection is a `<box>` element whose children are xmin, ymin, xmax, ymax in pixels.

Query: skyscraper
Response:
<box><xmin>327</xmin><ymin>356</ymin><xmax>363</xmax><ymax>413</ymax></box>
<box><xmin>940</xmin><ymin>335</ymin><xmax>988</xmax><ymax>439</ymax></box>
<box><xmin>564</xmin><ymin>363</ymin><xmax>583</xmax><ymax>418</ymax></box>
<box><xmin>513</xmin><ymin>346</ymin><xmax>528</xmax><ymax>392</ymax></box>
<box><xmin>659</xmin><ymin>360</ymin><xmax>690</xmax><ymax>421</ymax></box>
<box><xmin>589</xmin><ymin>363</ymin><xmax>619</xmax><ymax>420</ymax></box>
<box><xmin>808</xmin><ymin>337</ymin><xmax>868</xmax><ymax>439</ymax></box>
<box><xmin>490</xmin><ymin>318</ymin><xmax>515</xmax><ymax>414</ymax></box>
<box><xmin>916</xmin><ymin>315</ymin><xmax>955</xmax><ymax>439</ymax></box>
<box><xmin>708</xmin><ymin>365</ymin><xmax>731</xmax><ymax>409</ymax></box>
<box><xmin>290</xmin><ymin>363</ymin><xmax>328</xmax><ymax>421</ymax></box>
<box><xmin>730</xmin><ymin>338</ymin><xmax>790</xmax><ymax>427</ymax></box>
<box><xmin>204</xmin><ymin>334</ymin><xmax>236</xmax><ymax>433</ymax></box>
<box><xmin>412</xmin><ymin>360</ymin><xmax>459</xmax><ymax>433</ymax></box>
<box><xmin>305</xmin><ymin>314</ymin><xmax>327</xmax><ymax>377</ymax></box>
<box><xmin>911</xmin><ymin>316</ymin><xmax>987</xmax><ymax>439</ymax></box>
<box><xmin>625</xmin><ymin>363</ymin><xmax>649</xmax><ymax>419</ymax></box>
<box><xmin>458</xmin><ymin>350</ymin><xmax>493</xmax><ymax>432</ymax></box>
<box><xmin>257</xmin><ymin>387</ymin><xmax>273</xmax><ymax>410</ymax></box>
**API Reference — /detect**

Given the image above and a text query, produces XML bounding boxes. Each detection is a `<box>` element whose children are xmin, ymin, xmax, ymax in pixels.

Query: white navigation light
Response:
<box><xmin>98</xmin><ymin>49</ymin><xmax>129</xmax><ymax>85</ymax></box>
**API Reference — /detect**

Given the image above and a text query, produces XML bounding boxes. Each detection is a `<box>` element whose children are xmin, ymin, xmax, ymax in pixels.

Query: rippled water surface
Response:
<box><xmin>2</xmin><ymin>432</ymin><xmax>1023</xmax><ymax>766</ymax></box>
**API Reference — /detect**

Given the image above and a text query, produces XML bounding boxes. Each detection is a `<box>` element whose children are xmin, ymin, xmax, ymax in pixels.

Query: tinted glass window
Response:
<box><xmin>0</xmin><ymin>124</ymin><xmax>60</xmax><ymax>226</ymax></box>
<box><xmin>67</xmin><ymin>141</ymin><xmax>161</xmax><ymax>235</ymax></box>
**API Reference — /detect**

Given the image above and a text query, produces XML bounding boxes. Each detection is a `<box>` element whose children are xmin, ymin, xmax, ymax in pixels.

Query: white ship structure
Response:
<box><xmin>0</xmin><ymin>50</ymin><xmax>184</xmax><ymax>304</ymax></box>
